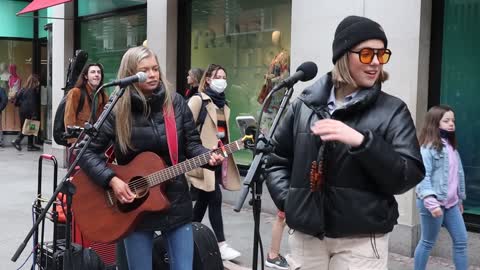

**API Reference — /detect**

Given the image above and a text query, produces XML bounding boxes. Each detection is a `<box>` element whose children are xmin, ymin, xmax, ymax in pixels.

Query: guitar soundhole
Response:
<box><xmin>117</xmin><ymin>176</ymin><xmax>149</xmax><ymax>213</ymax></box>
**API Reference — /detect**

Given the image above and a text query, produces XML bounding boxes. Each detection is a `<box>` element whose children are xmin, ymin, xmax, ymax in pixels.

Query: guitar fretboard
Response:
<box><xmin>136</xmin><ymin>139</ymin><xmax>245</xmax><ymax>188</ymax></box>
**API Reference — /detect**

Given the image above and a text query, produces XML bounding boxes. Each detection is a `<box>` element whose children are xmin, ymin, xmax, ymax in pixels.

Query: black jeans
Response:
<box><xmin>192</xmin><ymin>169</ymin><xmax>225</xmax><ymax>242</ymax></box>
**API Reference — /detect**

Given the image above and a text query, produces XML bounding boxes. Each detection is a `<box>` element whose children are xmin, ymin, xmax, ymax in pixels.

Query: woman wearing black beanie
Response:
<box><xmin>265</xmin><ymin>15</ymin><xmax>425</xmax><ymax>270</ymax></box>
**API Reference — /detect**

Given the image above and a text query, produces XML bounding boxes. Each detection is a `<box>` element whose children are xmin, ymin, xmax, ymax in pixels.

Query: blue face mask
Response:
<box><xmin>439</xmin><ymin>128</ymin><xmax>455</xmax><ymax>139</ymax></box>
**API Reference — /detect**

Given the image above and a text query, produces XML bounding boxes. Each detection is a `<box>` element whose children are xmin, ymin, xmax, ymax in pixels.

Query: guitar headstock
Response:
<box><xmin>241</xmin><ymin>135</ymin><xmax>255</xmax><ymax>150</ymax></box>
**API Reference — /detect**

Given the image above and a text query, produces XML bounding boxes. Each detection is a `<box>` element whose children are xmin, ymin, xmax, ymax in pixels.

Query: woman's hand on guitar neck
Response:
<box><xmin>109</xmin><ymin>176</ymin><xmax>136</xmax><ymax>204</ymax></box>
<box><xmin>208</xmin><ymin>147</ymin><xmax>225</xmax><ymax>166</ymax></box>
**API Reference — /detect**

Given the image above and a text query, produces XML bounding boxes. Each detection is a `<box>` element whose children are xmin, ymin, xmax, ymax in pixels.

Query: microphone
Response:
<box><xmin>271</xmin><ymin>61</ymin><xmax>318</xmax><ymax>92</ymax></box>
<box><xmin>102</xmin><ymin>72</ymin><xmax>148</xmax><ymax>88</ymax></box>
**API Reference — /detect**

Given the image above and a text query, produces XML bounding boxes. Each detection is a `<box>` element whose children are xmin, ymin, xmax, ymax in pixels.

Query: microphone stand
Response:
<box><xmin>11</xmin><ymin>86</ymin><xmax>127</xmax><ymax>269</ymax></box>
<box><xmin>234</xmin><ymin>85</ymin><xmax>295</xmax><ymax>270</ymax></box>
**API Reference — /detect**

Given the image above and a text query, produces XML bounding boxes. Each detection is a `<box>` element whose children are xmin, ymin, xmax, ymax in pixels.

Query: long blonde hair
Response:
<box><xmin>332</xmin><ymin>53</ymin><xmax>389</xmax><ymax>89</ymax></box>
<box><xmin>114</xmin><ymin>46</ymin><xmax>174</xmax><ymax>154</ymax></box>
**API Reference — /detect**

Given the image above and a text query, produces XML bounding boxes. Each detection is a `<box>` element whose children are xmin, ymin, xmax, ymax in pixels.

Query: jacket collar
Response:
<box><xmin>298</xmin><ymin>73</ymin><xmax>381</xmax><ymax>116</ymax></box>
<box><xmin>130</xmin><ymin>84</ymin><xmax>166</xmax><ymax>113</ymax></box>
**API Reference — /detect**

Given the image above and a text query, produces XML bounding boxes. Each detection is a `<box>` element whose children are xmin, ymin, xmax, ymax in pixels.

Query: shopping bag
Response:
<box><xmin>22</xmin><ymin>119</ymin><xmax>40</xmax><ymax>136</ymax></box>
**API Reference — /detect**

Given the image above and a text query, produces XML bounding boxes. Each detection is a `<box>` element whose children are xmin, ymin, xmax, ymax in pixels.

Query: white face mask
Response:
<box><xmin>210</xmin><ymin>79</ymin><xmax>227</xmax><ymax>93</ymax></box>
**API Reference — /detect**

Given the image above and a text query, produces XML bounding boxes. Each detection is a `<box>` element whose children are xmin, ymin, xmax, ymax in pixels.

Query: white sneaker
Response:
<box><xmin>219</xmin><ymin>243</ymin><xmax>241</xmax><ymax>261</ymax></box>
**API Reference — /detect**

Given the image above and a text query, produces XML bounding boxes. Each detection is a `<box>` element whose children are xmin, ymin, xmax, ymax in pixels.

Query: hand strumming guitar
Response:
<box><xmin>110</xmin><ymin>148</ymin><xmax>224</xmax><ymax>204</ymax></box>
<box><xmin>110</xmin><ymin>176</ymin><xmax>136</xmax><ymax>204</ymax></box>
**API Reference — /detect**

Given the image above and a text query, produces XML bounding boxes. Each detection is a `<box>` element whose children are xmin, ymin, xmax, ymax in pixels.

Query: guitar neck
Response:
<box><xmin>146</xmin><ymin>139</ymin><xmax>245</xmax><ymax>187</ymax></box>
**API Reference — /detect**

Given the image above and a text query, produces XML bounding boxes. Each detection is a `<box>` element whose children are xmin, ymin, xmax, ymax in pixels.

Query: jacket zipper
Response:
<box><xmin>149</xmin><ymin>117</ymin><xmax>162</xmax><ymax>153</ymax></box>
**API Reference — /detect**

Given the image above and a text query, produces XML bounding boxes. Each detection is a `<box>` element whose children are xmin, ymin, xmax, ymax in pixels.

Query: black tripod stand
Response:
<box><xmin>12</xmin><ymin>85</ymin><xmax>126</xmax><ymax>269</ymax></box>
<box><xmin>233</xmin><ymin>85</ymin><xmax>295</xmax><ymax>270</ymax></box>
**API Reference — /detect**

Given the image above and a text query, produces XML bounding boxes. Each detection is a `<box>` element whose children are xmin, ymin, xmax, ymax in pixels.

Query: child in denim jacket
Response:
<box><xmin>414</xmin><ymin>105</ymin><xmax>467</xmax><ymax>270</ymax></box>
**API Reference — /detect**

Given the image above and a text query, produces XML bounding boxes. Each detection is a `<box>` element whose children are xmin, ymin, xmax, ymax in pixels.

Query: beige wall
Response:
<box><xmin>46</xmin><ymin>2</ymin><xmax>74</xmax><ymax>166</ymax></box>
<box><xmin>146</xmin><ymin>0</ymin><xmax>178</xmax><ymax>90</ymax></box>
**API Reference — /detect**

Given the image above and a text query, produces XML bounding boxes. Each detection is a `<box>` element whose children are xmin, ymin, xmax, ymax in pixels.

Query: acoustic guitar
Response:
<box><xmin>71</xmin><ymin>136</ymin><xmax>251</xmax><ymax>243</ymax></box>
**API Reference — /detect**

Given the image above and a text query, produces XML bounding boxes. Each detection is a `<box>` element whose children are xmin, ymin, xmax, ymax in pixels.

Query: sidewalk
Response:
<box><xmin>0</xmin><ymin>145</ymin><xmax>477</xmax><ymax>270</ymax></box>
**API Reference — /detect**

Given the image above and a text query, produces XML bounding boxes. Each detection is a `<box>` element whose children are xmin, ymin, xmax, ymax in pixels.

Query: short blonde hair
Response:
<box><xmin>332</xmin><ymin>53</ymin><xmax>389</xmax><ymax>89</ymax></box>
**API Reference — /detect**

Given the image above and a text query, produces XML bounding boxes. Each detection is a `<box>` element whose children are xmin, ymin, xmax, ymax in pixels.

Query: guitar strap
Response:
<box><xmin>163</xmin><ymin>105</ymin><xmax>178</xmax><ymax>165</ymax></box>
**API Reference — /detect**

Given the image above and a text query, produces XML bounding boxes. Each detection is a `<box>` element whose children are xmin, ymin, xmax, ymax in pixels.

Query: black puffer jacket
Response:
<box><xmin>266</xmin><ymin>73</ymin><xmax>425</xmax><ymax>238</ymax></box>
<box><xmin>79</xmin><ymin>87</ymin><xmax>208</xmax><ymax>232</ymax></box>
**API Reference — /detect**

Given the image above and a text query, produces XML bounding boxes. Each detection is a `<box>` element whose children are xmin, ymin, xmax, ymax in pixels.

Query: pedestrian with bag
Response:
<box><xmin>186</xmin><ymin>63</ymin><xmax>242</xmax><ymax>261</ymax></box>
<box><xmin>11</xmin><ymin>74</ymin><xmax>41</xmax><ymax>151</ymax></box>
<box><xmin>79</xmin><ymin>46</ymin><xmax>225</xmax><ymax>270</ymax></box>
<box><xmin>265</xmin><ymin>15</ymin><xmax>425</xmax><ymax>270</ymax></box>
<box><xmin>414</xmin><ymin>105</ymin><xmax>468</xmax><ymax>270</ymax></box>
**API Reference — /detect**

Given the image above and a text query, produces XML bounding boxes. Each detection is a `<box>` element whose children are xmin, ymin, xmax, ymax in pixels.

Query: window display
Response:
<box><xmin>0</xmin><ymin>40</ymin><xmax>33</xmax><ymax>132</ymax></box>
<box><xmin>190</xmin><ymin>0</ymin><xmax>292</xmax><ymax>165</ymax></box>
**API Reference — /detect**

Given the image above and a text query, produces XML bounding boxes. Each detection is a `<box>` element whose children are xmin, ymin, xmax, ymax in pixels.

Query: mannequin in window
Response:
<box><xmin>8</xmin><ymin>64</ymin><xmax>21</xmax><ymax>100</ymax></box>
<box><xmin>1</xmin><ymin>64</ymin><xmax>21</xmax><ymax>132</ymax></box>
<box><xmin>258</xmin><ymin>30</ymin><xmax>290</xmax><ymax>133</ymax></box>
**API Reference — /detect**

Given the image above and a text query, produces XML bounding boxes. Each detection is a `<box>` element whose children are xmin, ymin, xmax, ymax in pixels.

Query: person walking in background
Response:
<box><xmin>186</xmin><ymin>63</ymin><xmax>242</xmax><ymax>261</ymax></box>
<box><xmin>265</xmin><ymin>15</ymin><xmax>425</xmax><ymax>270</ymax></box>
<box><xmin>79</xmin><ymin>46</ymin><xmax>225</xmax><ymax>270</ymax></box>
<box><xmin>414</xmin><ymin>105</ymin><xmax>468</xmax><ymax>270</ymax></box>
<box><xmin>265</xmin><ymin>211</ymin><xmax>289</xmax><ymax>270</ymax></box>
<box><xmin>184</xmin><ymin>68</ymin><xmax>203</xmax><ymax>99</ymax></box>
<box><xmin>11</xmin><ymin>74</ymin><xmax>41</xmax><ymax>151</ymax></box>
<box><xmin>64</xmin><ymin>63</ymin><xmax>108</xmax><ymax>145</ymax></box>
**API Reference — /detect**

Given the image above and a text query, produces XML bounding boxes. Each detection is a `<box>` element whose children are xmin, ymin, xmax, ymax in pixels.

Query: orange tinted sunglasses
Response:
<box><xmin>350</xmin><ymin>48</ymin><xmax>392</xmax><ymax>64</ymax></box>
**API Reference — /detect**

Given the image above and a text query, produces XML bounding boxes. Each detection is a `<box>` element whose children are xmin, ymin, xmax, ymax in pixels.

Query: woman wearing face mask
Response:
<box><xmin>186</xmin><ymin>64</ymin><xmax>242</xmax><ymax>261</ymax></box>
<box><xmin>414</xmin><ymin>105</ymin><xmax>467</xmax><ymax>270</ymax></box>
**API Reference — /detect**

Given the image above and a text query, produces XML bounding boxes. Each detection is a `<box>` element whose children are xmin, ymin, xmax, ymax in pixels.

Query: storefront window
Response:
<box><xmin>0</xmin><ymin>40</ymin><xmax>33</xmax><ymax>132</ymax></box>
<box><xmin>190</xmin><ymin>0</ymin><xmax>292</xmax><ymax>165</ymax></box>
<box><xmin>79</xmin><ymin>10</ymin><xmax>147</xmax><ymax>94</ymax></box>
<box><xmin>440</xmin><ymin>0</ymin><xmax>480</xmax><ymax>216</ymax></box>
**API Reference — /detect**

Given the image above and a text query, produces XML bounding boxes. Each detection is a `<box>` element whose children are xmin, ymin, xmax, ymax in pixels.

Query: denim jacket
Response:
<box><xmin>416</xmin><ymin>145</ymin><xmax>466</xmax><ymax>201</ymax></box>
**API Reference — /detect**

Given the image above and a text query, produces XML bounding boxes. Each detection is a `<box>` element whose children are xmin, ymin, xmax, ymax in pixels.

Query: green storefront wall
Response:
<box><xmin>0</xmin><ymin>0</ymin><xmax>34</xmax><ymax>38</ymax></box>
<box><xmin>440</xmin><ymin>0</ymin><xmax>480</xmax><ymax>215</ymax></box>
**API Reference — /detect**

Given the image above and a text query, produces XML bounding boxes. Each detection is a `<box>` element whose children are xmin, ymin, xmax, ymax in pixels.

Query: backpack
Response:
<box><xmin>189</xmin><ymin>93</ymin><xmax>209</xmax><ymax>133</ymax></box>
<box><xmin>53</xmin><ymin>89</ymin><xmax>87</xmax><ymax>146</ymax></box>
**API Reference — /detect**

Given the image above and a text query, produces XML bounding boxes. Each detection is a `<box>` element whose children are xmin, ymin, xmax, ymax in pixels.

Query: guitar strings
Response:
<box><xmin>122</xmin><ymin>144</ymin><xmax>238</xmax><ymax>192</ymax></box>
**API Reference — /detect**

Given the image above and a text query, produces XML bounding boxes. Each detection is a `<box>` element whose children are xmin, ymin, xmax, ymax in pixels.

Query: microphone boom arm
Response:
<box><xmin>234</xmin><ymin>84</ymin><xmax>294</xmax><ymax>212</ymax></box>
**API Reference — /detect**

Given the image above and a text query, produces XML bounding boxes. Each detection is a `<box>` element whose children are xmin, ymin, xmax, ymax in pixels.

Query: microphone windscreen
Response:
<box><xmin>136</xmin><ymin>72</ymin><xmax>148</xmax><ymax>83</ymax></box>
<box><xmin>296</xmin><ymin>61</ymin><xmax>318</xmax><ymax>82</ymax></box>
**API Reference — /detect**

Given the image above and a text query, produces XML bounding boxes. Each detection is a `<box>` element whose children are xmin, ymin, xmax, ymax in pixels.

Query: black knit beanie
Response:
<box><xmin>332</xmin><ymin>15</ymin><xmax>388</xmax><ymax>64</ymax></box>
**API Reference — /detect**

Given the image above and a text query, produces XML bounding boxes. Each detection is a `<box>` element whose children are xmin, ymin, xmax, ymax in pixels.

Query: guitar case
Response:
<box><xmin>152</xmin><ymin>222</ymin><xmax>223</xmax><ymax>270</ymax></box>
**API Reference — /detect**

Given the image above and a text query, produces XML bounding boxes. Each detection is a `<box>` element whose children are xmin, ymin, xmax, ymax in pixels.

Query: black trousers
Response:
<box><xmin>192</xmin><ymin>169</ymin><xmax>225</xmax><ymax>242</ymax></box>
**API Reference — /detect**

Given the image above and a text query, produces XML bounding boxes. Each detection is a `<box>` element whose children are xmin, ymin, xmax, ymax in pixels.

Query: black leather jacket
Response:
<box><xmin>79</xmin><ymin>87</ymin><xmax>208</xmax><ymax>232</ymax></box>
<box><xmin>266</xmin><ymin>73</ymin><xmax>425</xmax><ymax>238</ymax></box>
